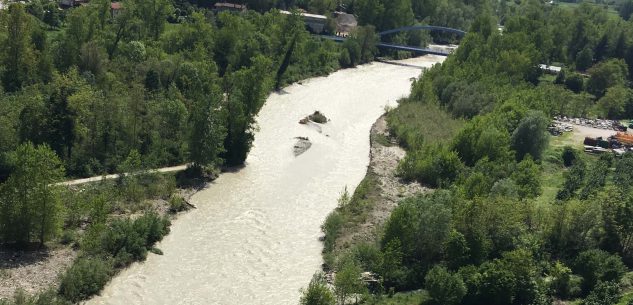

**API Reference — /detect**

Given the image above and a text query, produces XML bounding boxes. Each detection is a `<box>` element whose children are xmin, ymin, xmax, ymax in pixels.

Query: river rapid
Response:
<box><xmin>88</xmin><ymin>55</ymin><xmax>444</xmax><ymax>305</ymax></box>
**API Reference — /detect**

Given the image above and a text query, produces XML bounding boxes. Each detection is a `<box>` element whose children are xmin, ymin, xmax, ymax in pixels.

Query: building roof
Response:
<box><xmin>111</xmin><ymin>2</ymin><xmax>122</xmax><ymax>9</ymax></box>
<box><xmin>214</xmin><ymin>2</ymin><xmax>246</xmax><ymax>10</ymax></box>
<box><xmin>279</xmin><ymin>10</ymin><xmax>327</xmax><ymax>20</ymax></box>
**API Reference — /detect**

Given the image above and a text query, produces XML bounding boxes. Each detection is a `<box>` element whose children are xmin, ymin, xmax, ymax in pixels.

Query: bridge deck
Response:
<box><xmin>318</xmin><ymin>35</ymin><xmax>451</xmax><ymax>56</ymax></box>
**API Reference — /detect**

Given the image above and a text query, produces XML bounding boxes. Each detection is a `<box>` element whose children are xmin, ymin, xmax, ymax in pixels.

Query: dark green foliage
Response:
<box><xmin>424</xmin><ymin>265</ymin><xmax>466</xmax><ymax>305</ymax></box>
<box><xmin>87</xmin><ymin>213</ymin><xmax>170</xmax><ymax>267</ymax></box>
<box><xmin>511</xmin><ymin>111</ymin><xmax>549</xmax><ymax>161</ymax></box>
<box><xmin>58</xmin><ymin>258</ymin><xmax>113</xmax><ymax>302</ymax></box>
<box><xmin>573</xmin><ymin>250</ymin><xmax>626</xmax><ymax>294</ymax></box>
<box><xmin>557</xmin><ymin>160</ymin><xmax>587</xmax><ymax>201</ymax></box>
<box><xmin>580</xmin><ymin>281</ymin><xmax>621</xmax><ymax>305</ymax></box>
<box><xmin>562</xmin><ymin>146</ymin><xmax>578</xmax><ymax>167</ymax></box>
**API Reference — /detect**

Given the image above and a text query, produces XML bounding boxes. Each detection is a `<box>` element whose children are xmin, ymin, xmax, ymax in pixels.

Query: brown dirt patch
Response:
<box><xmin>0</xmin><ymin>246</ymin><xmax>77</xmax><ymax>299</ymax></box>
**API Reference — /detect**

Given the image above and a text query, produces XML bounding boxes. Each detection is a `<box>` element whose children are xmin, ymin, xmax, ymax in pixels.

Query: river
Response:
<box><xmin>88</xmin><ymin>55</ymin><xmax>444</xmax><ymax>305</ymax></box>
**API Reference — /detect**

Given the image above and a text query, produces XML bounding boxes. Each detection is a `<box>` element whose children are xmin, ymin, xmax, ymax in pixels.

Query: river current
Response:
<box><xmin>88</xmin><ymin>55</ymin><xmax>444</xmax><ymax>305</ymax></box>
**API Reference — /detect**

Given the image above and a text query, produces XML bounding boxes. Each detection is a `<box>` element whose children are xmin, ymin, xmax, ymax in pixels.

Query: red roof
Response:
<box><xmin>111</xmin><ymin>2</ymin><xmax>122</xmax><ymax>10</ymax></box>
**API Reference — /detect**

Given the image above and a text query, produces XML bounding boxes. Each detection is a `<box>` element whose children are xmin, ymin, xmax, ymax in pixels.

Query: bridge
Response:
<box><xmin>320</xmin><ymin>25</ymin><xmax>467</xmax><ymax>56</ymax></box>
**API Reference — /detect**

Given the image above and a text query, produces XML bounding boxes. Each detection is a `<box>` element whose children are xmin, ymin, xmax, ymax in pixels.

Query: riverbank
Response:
<box><xmin>323</xmin><ymin>114</ymin><xmax>428</xmax><ymax>263</ymax></box>
<box><xmin>0</xmin><ymin>171</ymin><xmax>199</xmax><ymax>301</ymax></box>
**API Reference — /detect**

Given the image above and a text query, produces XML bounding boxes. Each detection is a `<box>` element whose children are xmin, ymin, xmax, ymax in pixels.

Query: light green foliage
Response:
<box><xmin>397</xmin><ymin>144</ymin><xmax>463</xmax><ymax>187</ymax></box>
<box><xmin>424</xmin><ymin>265</ymin><xmax>466</xmax><ymax>305</ymax></box>
<box><xmin>334</xmin><ymin>260</ymin><xmax>367</xmax><ymax>305</ymax></box>
<box><xmin>511</xmin><ymin>156</ymin><xmax>542</xmax><ymax>199</ymax></box>
<box><xmin>0</xmin><ymin>143</ymin><xmax>64</xmax><ymax>246</ymax></box>
<box><xmin>300</xmin><ymin>273</ymin><xmax>336</xmax><ymax>305</ymax></box>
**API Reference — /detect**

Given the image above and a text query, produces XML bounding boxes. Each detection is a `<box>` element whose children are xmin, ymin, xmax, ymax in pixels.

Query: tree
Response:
<box><xmin>573</xmin><ymin>250</ymin><xmax>626</xmax><ymax>294</ymax></box>
<box><xmin>1</xmin><ymin>4</ymin><xmax>36</xmax><ymax>92</ymax></box>
<box><xmin>581</xmin><ymin>281</ymin><xmax>621</xmax><ymax>305</ymax></box>
<box><xmin>300</xmin><ymin>273</ymin><xmax>336</xmax><ymax>305</ymax></box>
<box><xmin>188</xmin><ymin>86</ymin><xmax>226</xmax><ymax>169</ymax></box>
<box><xmin>135</xmin><ymin>0</ymin><xmax>174</xmax><ymax>39</ymax></box>
<box><xmin>223</xmin><ymin>56</ymin><xmax>272</xmax><ymax>165</ymax></box>
<box><xmin>511</xmin><ymin>156</ymin><xmax>541</xmax><ymax>198</ymax></box>
<box><xmin>425</xmin><ymin>265</ymin><xmax>466</xmax><ymax>305</ymax></box>
<box><xmin>511</xmin><ymin>111</ymin><xmax>549</xmax><ymax>161</ymax></box>
<box><xmin>575</xmin><ymin>47</ymin><xmax>594</xmax><ymax>71</ymax></box>
<box><xmin>587</xmin><ymin>59</ymin><xmax>629</xmax><ymax>99</ymax></box>
<box><xmin>334</xmin><ymin>261</ymin><xmax>366</xmax><ymax>305</ymax></box>
<box><xmin>619</xmin><ymin>0</ymin><xmax>633</xmax><ymax>21</ymax></box>
<box><xmin>562</xmin><ymin>146</ymin><xmax>578</xmax><ymax>167</ymax></box>
<box><xmin>596</xmin><ymin>85</ymin><xmax>633</xmax><ymax>119</ymax></box>
<box><xmin>0</xmin><ymin>143</ymin><xmax>65</xmax><ymax>246</ymax></box>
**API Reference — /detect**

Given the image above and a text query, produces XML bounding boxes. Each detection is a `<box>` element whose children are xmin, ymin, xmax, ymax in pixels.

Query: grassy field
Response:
<box><xmin>555</xmin><ymin>1</ymin><xmax>620</xmax><ymax>19</ymax></box>
<box><xmin>365</xmin><ymin>291</ymin><xmax>431</xmax><ymax>305</ymax></box>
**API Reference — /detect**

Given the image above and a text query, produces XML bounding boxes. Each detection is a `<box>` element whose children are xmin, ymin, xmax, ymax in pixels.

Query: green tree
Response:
<box><xmin>135</xmin><ymin>0</ymin><xmax>174</xmax><ymax>39</ymax></box>
<box><xmin>581</xmin><ymin>281</ymin><xmax>621</xmax><ymax>305</ymax></box>
<box><xmin>596</xmin><ymin>85</ymin><xmax>633</xmax><ymax>119</ymax></box>
<box><xmin>587</xmin><ymin>59</ymin><xmax>629</xmax><ymax>98</ymax></box>
<box><xmin>573</xmin><ymin>250</ymin><xmax>626</xmax><ymax>294</ymax></box>
<box><xmin>300</xmin><ymin>273</ymin><xmax>336</xmax><ymax>305</ymax></box>
<box><xmin>511</xmin><ymin>156</ymin><xmax>541</xmax><ymax>198</ymax></box>
<box><xmin>334</xmin><ymin>261</ymin><xmax>366</xmax><ymax>305</ymax></box>
<box><xmin>0</xmin><ymin>143</ymin><xmax>65</xmax><ymax>246</ymax></box>
<box><xmin>1</xmin><ymin>4</ymin><xmax>35</xmax><ymax>92</ymax></box>
<box><xmin>223</xmin><ymin>56</ymin><xmax>272</xmax><ymax>165</ymax></box>
<box><xmin>511</xmin><ymin>111</ymin><xmax>549</xmax><ymax>161</ymax></box>
<box><xmin>425</xmin><ymin>265</ymin><xmax>466</xmax><ymax>305</ymax></box>
<box><xmin>188</xmin><ymin>86</ymin><xmax>226</xmax><ymax>169</ymax></box>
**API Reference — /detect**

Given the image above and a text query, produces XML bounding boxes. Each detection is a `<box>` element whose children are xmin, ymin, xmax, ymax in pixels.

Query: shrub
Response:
<box><xmin>581</xmin><ymin>281</ymin><xmax>621</xmax><ymax>305</ymax></box>
<box><xmin>425</xmin><ymin>265</ymin><xmax>466</xmax><ymax>305</ymax></box>
<box><xmin>397</xmin><ymin>144</ymin><xmax>463</xmax><ymax>187</ymax></box>
<box><xmin>562</xmin><ymin>146</ymin><xmax>578</xmax><ymax>167</ymax></box>
<box><xmin>300</xmin><ymin>273</ymin><xmax>336</xmax><ymax>305</ymax></box>
<box><xmin>168</xmin><ymin>194</ymin><xmax>187</xmax><ymax>213</ymax></box>
<box><xmin>573</xmin><ymin>250</ymin><xmax>626</xmax><ymax>294</ymax></box>
<box><xmin>58</xmin><ymin>258</ymin><xmax>113</xmax><ymax>302</ymax></box>
<box><xmin>322</xmin><ymin>211</ymin><xmax>344</xmax><ymax>254</ymax></box>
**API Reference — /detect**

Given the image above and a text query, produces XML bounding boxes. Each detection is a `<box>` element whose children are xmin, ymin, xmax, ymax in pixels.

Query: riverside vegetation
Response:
<box><xmin>0</xmin><ymin>0</ymin><xmax>398</xmax><ymax>302</ymax></box>
<box><xmin>303</xmin><ymin>1</ymin><xmax>633</xmax><ymax>305</ymax></box>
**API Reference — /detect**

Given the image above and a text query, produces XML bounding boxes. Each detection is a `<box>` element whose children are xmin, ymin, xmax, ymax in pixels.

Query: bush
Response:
<box><xmin>581</xmin><ymin>281</ymin><xmax>621</xmax><ymax>305</ymax></box>
<box><xmin>573</xmin><ymin>250</ymin><xmax>626</xmax><ymax>294</ymax></box>
<box><xmin>322</xmin><ymin>211</ymin><xmax>344</xmax><ymax>254</ymax></box>
<box><xmin>168</xmin><ymin>194</ymin><xmax>187</xmax><ymax>213</ymax></box>
<box><xmin>300</xmin><ymin>273</ymin><xmax>336</xmax><ymax>305</ymax></box>
<box><xmin>58</xmin><ymin>258</ymin><xmax>113</xmax><ymax>302</ymax></box>
<box><xmin>425</xmin><ymin>265</ymin><xmax>466</xmax><ymax>305</ymax></box>
<box><xmin>397</xmin><ymin>144</ymin><xmax>463</xmax><ymax>187</ymax></box>
<box><xmin>562</xmin><ymin>146</ymin><xmax>578</xmax><ymax>167</ymax></box>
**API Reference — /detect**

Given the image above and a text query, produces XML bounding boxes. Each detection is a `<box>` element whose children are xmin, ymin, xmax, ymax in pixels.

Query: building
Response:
<box><xmin>111</xmin><ymin>2</ymin><xmax>122</xmax><ymax>18</ymax></box>
<box><xmin>333</xmin><ymin>12</ymin><xmax>357</xmax><ymax>36</ymax></box>
<box><xmin>279</xmin><ymin>10</ymin><xmax>327</xmax><ymax>34</ymax></box>
<box><xmin>539</xmin><ymin>64</ymin><xmax>562</xmax><ymax>74</ymax></box>
<box><xmin>213</xmin><ymin>2</ymin><xmax>246</xmax><ymax>13</ymax></box>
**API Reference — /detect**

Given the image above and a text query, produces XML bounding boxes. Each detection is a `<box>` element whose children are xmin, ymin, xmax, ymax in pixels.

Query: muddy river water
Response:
<box><xmin>88</xmin><ymin>55</ymin><xmax>445</xmax><ymax>305</ymax></box>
